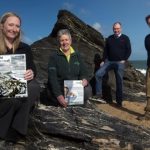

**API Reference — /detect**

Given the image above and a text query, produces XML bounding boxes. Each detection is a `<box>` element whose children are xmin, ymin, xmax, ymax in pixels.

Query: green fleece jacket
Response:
<box><xmin>48</xmin><ymin>49</ymin><xmax>89</xmax><ymax>97</ymax></box>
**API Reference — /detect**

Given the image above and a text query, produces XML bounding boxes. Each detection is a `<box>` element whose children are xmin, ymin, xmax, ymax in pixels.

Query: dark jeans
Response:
<box><xmin>0</xmin><ymin>79</ymin><xmax>40</xmax><ymax>139</ymax></box>
<box><xmin>95</xmin><ymin>60</ymin><xmax>125</xmax><ymax>104</ymax></box>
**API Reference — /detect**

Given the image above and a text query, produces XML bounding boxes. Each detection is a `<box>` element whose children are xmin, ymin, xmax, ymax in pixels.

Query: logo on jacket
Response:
<box><xmin>74</xmin><ymin>61</ymin><xmax>80</xmax><ymax>65</ymax></box>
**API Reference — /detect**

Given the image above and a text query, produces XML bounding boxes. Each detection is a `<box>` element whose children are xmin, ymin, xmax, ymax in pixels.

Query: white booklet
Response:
<box><xmin>0</xmin><ymin>54</ymin><xmax>28</xmax><ymax>98</ymax></box>
<box><xmin>64</xmin><ymin>80</ymin><xmax>84</xmax><ymax>105</ymax></box>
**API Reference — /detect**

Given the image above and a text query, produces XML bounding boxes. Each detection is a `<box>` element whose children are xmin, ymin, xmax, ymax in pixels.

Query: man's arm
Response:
<box><xmin>124</xmin><ymin>35</ymin><xmax>132</xmax><ymax>60</ymax></box>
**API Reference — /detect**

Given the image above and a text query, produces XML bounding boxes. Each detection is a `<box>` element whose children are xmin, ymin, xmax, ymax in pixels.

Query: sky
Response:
<box><xmin>0</xmin><ymin>0</ymin><xmax>150</xmax><ymax>60</ymax></box>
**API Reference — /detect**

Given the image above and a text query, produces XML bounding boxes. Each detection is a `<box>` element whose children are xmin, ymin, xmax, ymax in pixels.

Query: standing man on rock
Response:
<box><xmin>95</xmin><ymin>22</ymin><xmax>131</xmax><ymax>107</ymax></box>
<box><xmin>141</xmin><ymin>15</ymin><xmax>150</xmax><ymax>120</ymax></box>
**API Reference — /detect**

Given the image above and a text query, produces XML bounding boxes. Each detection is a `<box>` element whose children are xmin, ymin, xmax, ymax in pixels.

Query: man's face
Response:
<box><xmin>113</xmin><ymin>23</ymin><xmax>122</xmax><ymax>36</ymax></box>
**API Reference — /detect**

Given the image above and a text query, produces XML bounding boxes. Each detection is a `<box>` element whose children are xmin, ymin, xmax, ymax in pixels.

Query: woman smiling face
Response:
<box><xmin>59</xmin><ymin>34</ymin><xmax>72</xmax><ymax>52</ymax></box>
<box><xmin>2</xmin><ymin>16</ymin><xmax>21</xmax><ymax>42</ymax></box>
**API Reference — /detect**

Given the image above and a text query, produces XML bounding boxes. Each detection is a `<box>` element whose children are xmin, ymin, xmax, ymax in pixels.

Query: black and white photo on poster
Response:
<box><xmin>0</xmin><ymin>54</ymin><xmax>27</xmax><ymax>98</ymax></box>
<box><xmin>64</xmin><ymin>80</ymin><xmax>84</xmax><ymax>105</ymax></box>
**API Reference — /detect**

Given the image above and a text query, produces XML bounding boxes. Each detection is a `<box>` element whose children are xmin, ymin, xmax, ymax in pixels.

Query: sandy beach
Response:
<box><xmin>96</xmin><ymin>100</ymin><xmax>150</xmax><ymax>128</ymax></box>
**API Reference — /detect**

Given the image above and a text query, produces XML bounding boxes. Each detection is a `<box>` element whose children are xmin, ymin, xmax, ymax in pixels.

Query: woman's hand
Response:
<box><xmin>57</xmin><ymin>95</ymin><xmax>68</xmax><ymax>108</ymax></box>
<box><xmin>100</xmin><ymin>61</ymin><xmax>104</xmax><ymax>67</ymax></box>
<box><xmin>82</xmin><ymin>79</ymin><xmax>88</xmax><ymax>87</ymax></box>
<box><xmin>24</xmin><ymin>69</ymin><xmax>34</xmax><ymax>81</ymax></box>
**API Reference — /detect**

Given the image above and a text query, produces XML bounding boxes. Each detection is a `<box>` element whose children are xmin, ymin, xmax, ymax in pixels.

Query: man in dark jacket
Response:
<box><xmin>95</xmin><ymin>22</ymin><xmax>131</xmax><ymax>107</ymax></box>
<box><xmin>48</xmin><ymin>29</ymin><xmax>92</xmax><ymax>107</ymax></box>
<box><xmin>139</xmin><ymin>15</ymin><xmax>150</xmax><ymax>120</ymax></box>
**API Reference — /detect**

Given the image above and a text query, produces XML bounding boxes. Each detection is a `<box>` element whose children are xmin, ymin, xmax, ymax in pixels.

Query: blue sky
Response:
<box><xmin>0</xmin><ymin>0</ymin><xmax>150</xmax><ymax>60</ymax></box>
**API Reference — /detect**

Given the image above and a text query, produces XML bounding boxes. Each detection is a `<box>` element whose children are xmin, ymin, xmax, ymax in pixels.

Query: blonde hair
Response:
<box><xmin>0</xmin><ymin>12</ymin><xmax>21</xmax><ymax>54</ymax></box>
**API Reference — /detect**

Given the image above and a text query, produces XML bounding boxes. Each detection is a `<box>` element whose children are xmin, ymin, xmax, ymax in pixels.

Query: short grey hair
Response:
<box><xmin>57</xmin><ymin>29</ymin><xmax>72</xmax><ymax>40</ymax></box>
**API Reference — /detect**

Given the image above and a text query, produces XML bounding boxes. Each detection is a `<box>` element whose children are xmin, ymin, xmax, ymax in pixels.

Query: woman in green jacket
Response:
<box><xmin>48</xmin><ymin>29</ymin><xmax>92</xmax><ymax>107</ymax></box>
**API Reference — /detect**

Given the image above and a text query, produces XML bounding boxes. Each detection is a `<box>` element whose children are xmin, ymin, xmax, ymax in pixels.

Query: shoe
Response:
<box><xmin>116</xmin><ymin>100</ymin><xmax>122</xmax><ymax>107</ymax></box>
<box><xmin>89</xmin><ymin>95</ymin><xmax>106</xmax><ymax>103</ymax></box>
<box><xmin>106</xmin><ymin>100</ymin><xmax>113</xmax><ymax>104</ymax></box>
<box><xmin>111</xmin><ymin>102</ymin><xmax>122</xmax><ymax>108</ymax></box>
<box><xmin>92</xmin><ymin>94</ymin><xmax>103</xmax><ymax>99</ymax></box>
<box><xmin>108</xmin><ymin>102</ymin><xmax>116</xmax><ymax>106</ymax></box>
<box><xmin>116</xmin><ymin>103</ymin><xmax>122</xmax><ymax>108</ymax></box>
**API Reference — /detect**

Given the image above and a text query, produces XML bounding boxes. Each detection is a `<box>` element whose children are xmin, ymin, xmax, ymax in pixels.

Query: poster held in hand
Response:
<box><xmin>0</xmin><ymin>54</ymin><xmax>28</xmax><ymax>98</ymax></box>
<box><xmin>64</xmin><ymin>80</ymin><xmax>84</xmax><ymax>105</ymax></box>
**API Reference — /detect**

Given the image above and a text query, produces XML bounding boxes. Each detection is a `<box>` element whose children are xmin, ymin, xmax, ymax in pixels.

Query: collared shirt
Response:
<box><xmin>60</xmin><ymin>46</ymin><xmax>75</xmax><ymax>62</ymax></box>
<box><xmin>114</xmin><ymin>33</ymin><xmax>122</xmax><ymax>38</ymax></box>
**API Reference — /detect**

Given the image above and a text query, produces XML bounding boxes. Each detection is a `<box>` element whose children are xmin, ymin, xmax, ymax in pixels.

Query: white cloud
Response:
<box><xmin>92</xmin><ymin>22</ymin><xmax>102</xmax><ymax>32</ymax></box>
<box><xmin>62</xmin><ymin>2</ymin><xmax>74</xmax><ymax>10</ymax></box>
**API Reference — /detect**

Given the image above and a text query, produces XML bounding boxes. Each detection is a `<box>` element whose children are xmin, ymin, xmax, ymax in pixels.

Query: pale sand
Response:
<box><xmin>95</xmin><ymin>100</ymin><xmax>150</xmax><ymax>128</ymax></box>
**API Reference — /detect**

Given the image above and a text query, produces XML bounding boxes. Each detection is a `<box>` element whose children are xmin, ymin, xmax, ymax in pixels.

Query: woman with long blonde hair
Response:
<box><xmin>0</xmin><ymin>12</ymin><xmax>40</xmax><ymax>148</ymax></box>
